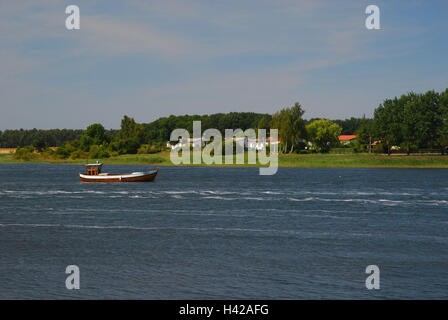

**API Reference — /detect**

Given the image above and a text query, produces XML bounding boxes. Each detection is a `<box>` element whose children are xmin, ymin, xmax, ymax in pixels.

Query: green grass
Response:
<box><xmin>2</xmin><ymin>151</ymin><xmax>448</xmax><ymax>168</ymax></box>
<box><xmin>278</xmin><ymin>153</ymin><xmax>448</xmax><ymax>168</ymax></box>
<box><xmin>0</xmin><ymin>154</ymin><xmax>15</xmax><ymax>163</ymax></box>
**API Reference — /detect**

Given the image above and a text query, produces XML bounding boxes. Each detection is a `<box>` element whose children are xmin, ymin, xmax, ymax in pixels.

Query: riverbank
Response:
<box><xmin>2</xmin><ymin>152</ymin><xmax>448</xmax><ymax>168</ymax></box>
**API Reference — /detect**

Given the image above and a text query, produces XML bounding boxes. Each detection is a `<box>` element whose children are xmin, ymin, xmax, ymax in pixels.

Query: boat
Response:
<box><xmin>79</xmin><ymin>162</ymin><xmax>159</xmax><ymax>182</ymax></box>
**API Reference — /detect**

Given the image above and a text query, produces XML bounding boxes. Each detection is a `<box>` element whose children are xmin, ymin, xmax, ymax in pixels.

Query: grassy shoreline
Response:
<box><xmin>2</xmin><ymin>152</ymin><xmax>448</xmax><ymax>168</ymax></box>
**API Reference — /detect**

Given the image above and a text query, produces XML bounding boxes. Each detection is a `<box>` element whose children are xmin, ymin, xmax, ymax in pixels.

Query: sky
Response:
<box><xmin>0</xmin><ymin>0</ymin><xmax>447</xmax><ymax>129</ymax></box>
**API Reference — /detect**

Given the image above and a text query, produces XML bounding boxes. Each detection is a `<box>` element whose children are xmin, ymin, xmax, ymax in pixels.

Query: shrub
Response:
<box><xmin>137</xmin><ymin>144</ymin><xmax>149</xmax><ymax>154</ymax></box>
<box><xmin>138</xmin><ymin>144</ymin><xmax>162</xmax><ymax>154</ymax></box>
<box><xmin>373</xmin><ymin>143</ymin><xmax>387</xmax><ymax>153</ymax></box>
<box><xmin>40</xmin><ymin>148</ymin><xmax>56</xmax><ymax>159</ymax></box>
<box><xmin>13</xmin><ymin>146</ymin><xmax>37</xmax><ymax>161</ymax></box>
<box><xmin>89</xmin><ymin>145</ymin><xmax>110</xmax><ymax>159</ymax></box>
<box><xmin>55</xmin><ymin>146</ymin><xmax>71</xmax><ymax>159</ymax></box>
<box><xmin>70</xmin><ymin>149</ymin><xmax>87</xmax><ymax>159</ymax></box>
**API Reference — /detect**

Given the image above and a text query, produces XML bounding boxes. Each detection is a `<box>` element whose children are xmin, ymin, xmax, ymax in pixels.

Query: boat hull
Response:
<box><xmin>79</xmin><ymin>168</ymin><xmax>158</xmax><ymax>183</ymax></box>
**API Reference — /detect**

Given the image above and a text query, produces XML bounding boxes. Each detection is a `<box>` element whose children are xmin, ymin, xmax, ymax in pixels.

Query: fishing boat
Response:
<box><xmin>79</xmin><ymin>162</ymin><xmax>159</xmax><ymax>182</ymax></box>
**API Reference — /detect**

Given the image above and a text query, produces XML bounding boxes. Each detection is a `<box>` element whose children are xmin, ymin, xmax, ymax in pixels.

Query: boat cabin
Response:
<box><xmin>85</xmin><ymin>162</ymin><xmax>103</xmax><ymax>176</ymax></box>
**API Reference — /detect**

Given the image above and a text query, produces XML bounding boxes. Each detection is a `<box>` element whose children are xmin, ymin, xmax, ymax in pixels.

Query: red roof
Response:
<box><xmin>338</xmin><ymin>135</ymin><xmax>357</xmax><ymax>141</ymax></box>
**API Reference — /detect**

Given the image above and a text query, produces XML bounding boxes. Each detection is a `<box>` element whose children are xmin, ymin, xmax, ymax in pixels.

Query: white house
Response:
<box><xmin>168</xmin><ymin>137</ymin><xmax>205</xmax><ymax>151</ymax></box>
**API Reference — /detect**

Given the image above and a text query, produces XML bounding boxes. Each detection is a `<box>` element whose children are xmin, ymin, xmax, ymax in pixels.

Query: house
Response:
<box><xmin>168</xmin><ymin>137</ymin><xmax>205</xmax><ymax>150</ymax></box>
<box><xmin>246</xmin><ymin>138</ymin><xmax>265</xmax><ymax>151</ymax></box>
<box><xmin>245</xmin><ymin>137</ymin><xmax>281</xmax><ymax>151</ymax></box>
<box><xmin>338</xmin><ymin>135</ymin><xmax>357</xmax><ymax>145</ymax></box>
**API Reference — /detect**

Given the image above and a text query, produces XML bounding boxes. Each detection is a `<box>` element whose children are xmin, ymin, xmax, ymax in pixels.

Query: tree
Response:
<box><xmin>32</xmin><ymin>138</ymin><xmax>46</xmax><ymax>152</ymax></box>
<box><xmin>403</xmin><ymin>91</ymin><xmax>442</xmax><ymax>153</ymax></box>
<box><xmin>270</xmin><ymin>102</ymin><xmax>307</xmax><ymax>153</ymax></box>
<box><xmin>356</xmin><ymin>116</ymin><xmax>374</xmax><ymax>153</ymax></box>
<box><xmin>109</xmin><ymin>116</ymin><xmax>146</xmax><ymax>154</ymax></box>
<box><xmin>271</xmin><ymin>108</ymin><xmax>291</xmax><ymax>153</ymax></box>
<box><xmin>333</xmin><ymin>117</ymin><xmax>364</xmax><ymax>135</ymax></box>
<box><xmin>374</xmin><ymin>97</ymin><xmax>405</xmax><ymax>155</ymax></box>
<box><xmin>257</xmin><ymin>116</ymin><xmax>270</xmax><ymax>131</ymax></box>
<box><xmin>289</xmin><ymin>102</ymin><xmax>307</xmax><ymax>152</ymax></box>
<box><xmin>80</xmin><ymin>123</ymin><xmax>108</xmax><ymax>152</ymax></box>
<box><xmin>119</xmin><ymin>115</ymin><xmax>144</xmax><ymax>143</ymax></box>
<box><xmin>438</xmin><ymin>88</ymin><xmax>448</xmax><ymax>154</ymax></box>
<box><xmin>374</xmin><ymin>90</ymin><xmax>446</xmax><ymax>155</ymax></box>
<box><xmin>306</xmin><ymin>119</ymin><xmax>342</xmax><ymax>153</ymax></box>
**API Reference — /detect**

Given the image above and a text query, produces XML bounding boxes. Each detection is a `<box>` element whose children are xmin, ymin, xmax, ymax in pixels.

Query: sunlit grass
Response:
<box><xmin>2</xmin><ymin>151</ymin><xmax>448</xmax><ymax>168</ymax></box>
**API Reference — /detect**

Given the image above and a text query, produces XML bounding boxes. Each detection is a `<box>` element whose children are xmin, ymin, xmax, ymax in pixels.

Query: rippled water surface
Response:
<box><xmin>1</xmin><ymin>164</ymin><xmax>448</xmax><ymax>299</ymax></box>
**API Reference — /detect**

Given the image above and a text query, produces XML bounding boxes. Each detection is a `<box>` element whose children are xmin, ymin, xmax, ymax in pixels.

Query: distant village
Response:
<box><xmin>166</xmin><ymin>135</ymin><xmax>360</xmax><ymax>152</ymax></box>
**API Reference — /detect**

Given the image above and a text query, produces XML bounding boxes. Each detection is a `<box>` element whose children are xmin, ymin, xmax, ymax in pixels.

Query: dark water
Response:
<box><xmin>0</xmin><ymin>164</ymin><xmax>447</xmax><ymax>299</ymax></box>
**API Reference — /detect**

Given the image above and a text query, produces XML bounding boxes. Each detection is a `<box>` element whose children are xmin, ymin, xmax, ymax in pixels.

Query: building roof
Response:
<box><xmin>338</xmin><ymin>135</ymin><xmax>357</xmax><ymax>141</ymax></box>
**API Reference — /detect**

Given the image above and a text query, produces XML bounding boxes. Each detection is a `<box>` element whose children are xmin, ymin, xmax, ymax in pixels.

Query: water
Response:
<box><xmin>0</xmin><ymin>164</ymin><xmax>447</xmax><ymax>299</ymax></box>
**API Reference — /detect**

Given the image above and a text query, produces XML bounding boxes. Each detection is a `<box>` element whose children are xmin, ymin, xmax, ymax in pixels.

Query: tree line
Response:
<box><xmin>6</xmin><ymin>88</ymin><xmax>448</xmax><ymax>159</ymax></box>
<box><xmin>373</xmin><ymin>89</ymin><xmax>448</xmax><ymax>154</ymax></box>
<box><xmin>0</xmin><ymin>113</ymin><xmax>369</xmax><ymax>149</ymax></box>
<box><xmin>0</xmin><ymin>129</ymin><xmax>85</xmax><ymax>149</ymax></box>
<box><xmin>263</xmin><ymin>89</ymin><xmax>448</xmax><ymax>154</ymax></box>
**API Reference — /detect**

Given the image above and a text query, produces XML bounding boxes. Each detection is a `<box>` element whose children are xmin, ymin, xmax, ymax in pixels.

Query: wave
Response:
<box><xmin>262</xmin><ymin>191</ymin><xmax>283</xmax><ymax>195</ymax></box>
<box><xmin>288</xmin><ymin>197</ymin><xmax>314</xmax><ymax>202</ymax></box>
<box><xmin>0</xmin><ymin>223</ymin><xmax>326</xmax><ymax>236</ymax></box>
<box><xmin>202</xmin><ymin>196</ymin><xmax>237</xmax><ymax>201</ymax></box>
<box><xmin>163</xmin><ymin>190</ymin><xmax>197</xmax><ymax>194</ymax></box>
<box><xmin>242</xmin><ymin>197</ymin><xmax>267</xmax><ymax>201</ymax></box>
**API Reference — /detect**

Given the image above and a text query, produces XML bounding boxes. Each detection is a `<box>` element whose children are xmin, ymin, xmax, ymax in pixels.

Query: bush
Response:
<box><xmin>137</xmin><ymin>144</ymin><xmax>150</xmax><ymax>154</ymax></box>
<box><xmin>55</xmin><ymin>140</ymin><xmax>80</xmax><ymax>159</ymax></box>
<box><xmin>13</xmin><ymin>146</ymin><xmax>37</xmax><ymax>161</ymax></box>
<box><xmin>138</xmin><ymin>144</ymin><xmax>162</xmax><ymax>154</ymax></box>
<box><xmin>70</xmin><ymin>149</ymin><xmax>87</xmax><ymax>159</ymax></box>
<box><xmin>40</xmin><ymin>148</ymin><xmax>55</xmax><ymax>158</ymax></box>
<box><xmin>373</xmin><ymin>143</ymin><xmax>387</xmax><ymax>153</ymax></box>
<box><xmin>109</xmin><ymin>138</ymin><xmax>140</xmax><ymax>154</ymax></box>
<box><xmin>89</xmin><ymin>145</ymin><xmax>110</xmax><ymax>159</ymax></box>
<box><xmin>55</xmin><ymin>146</ymin><xmax>71</xmax><ymax>159</ymax></box>
<box><xmin>399</xmin><ymin>142</ymin><xmax>418</xmax><ymax>154</ymax></box>
<box><xmin>32</xmin><ymin>138</ymin><xmax>46</xmax><ymax>152</ymax></box>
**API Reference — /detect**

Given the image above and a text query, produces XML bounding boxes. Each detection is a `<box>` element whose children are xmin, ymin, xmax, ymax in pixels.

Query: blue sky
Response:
<box><xmin>1</xmin><ymin>0</ymin><xmax>447</xmax><ymax>129</ymax></box>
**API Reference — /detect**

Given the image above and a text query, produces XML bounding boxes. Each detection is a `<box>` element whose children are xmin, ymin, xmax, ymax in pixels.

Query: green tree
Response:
<box><xmin>403</xmin><ymin>91</ymin><xmax>442</xmax><ymax>154</ymax></box>
<box><xmin>271</xmin><ymin>108</ymin><xmax>293</xmax><ymax>153</ymax></box>
<box><xmin>306</xmin><ymin>119</ymin><xmax>342</xmax><ymax>153</ymax></box>
<box><xmin>270</xmin><ymin>102</ymin><xmax>307</xmax><ymax>153</ymax></box>
<box><xmin>333</xmin><ymin>117</ymin><xmax>364</xmax><ymax>135</ymax></box>
<box><xmin>374</xmin><ymin>97</ymin><xmax>405</xmax><ymax>155</ymax></box>
<box><xmin>32</xmin><ymin>138</ymin><xmax>46</xmax><ymax>152</ymax></box>
<box><xmin>257</xmin><ymin>116</ymin><xmax>270</xmax><ymax>131</ymax></box>
<box><xmin>438</xmin><ymin>88</ymin><xmax>448</xmax><ymax>154</ymax></box>
<box><xmin>119</xmin><ymin>115</ymin><xmax>145</xmax><ymax>143</ymax></box>
<box><xmin>110</xmin><ymin>115</ymin><xmax>146</xmax><ymax>154</ymax></box>
<box><xmin>374</xmin><ymin>90</ymin><xmax>445</xmax><ymax>155</ymax></box>
<box><xmin>289</xmin><ymin>102</ymin><xmax>307</xmax><ymax>152</ymax></box>
<box><xmin>355</xmin><ymin>116</ymin><xmax>374</xmax><ymax>152</ymax></box>
<box><xmin>80</xmin><ymin>123</ymin><xmax>108</xmax><ymax>151</ymax></box>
